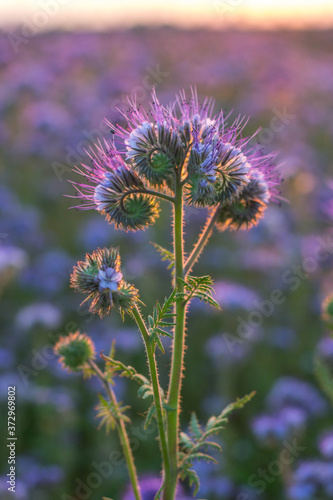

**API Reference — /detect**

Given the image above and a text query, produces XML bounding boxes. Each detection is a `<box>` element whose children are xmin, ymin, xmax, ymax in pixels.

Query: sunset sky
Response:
<box><xmin>1</xmin><ymin>0</ymin><xmax>333</xmax><ymax>30</ymax></box>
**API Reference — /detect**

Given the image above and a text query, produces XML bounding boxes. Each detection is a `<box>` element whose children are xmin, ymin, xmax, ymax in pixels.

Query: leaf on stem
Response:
<box><xmin>101</xmin><ymin>352</ymin><xmax>150</xmax><ymax>387</ymax></box>
<box><xmin>178</xmin><ymin>391</ymin><xmax>255</xmax><ymax>494</ymax></box>
<box><xmin>178</xmin><ymin>275</ymin><xmax>220</xmax><ymax>309</ymax></box>
<box><xmin>147</xmin><ymin>289</ymin><xmax>177</xmax><ymax>353</ymax></box>
<box><xmin>152</xmin><ymin>242</ymin><xmax>175</xmax><ymax>269</ymax></box>
<box><xmin>95</xmin><ymin>394</ymin><xmax>131</xmax><ymax>434</ymax></box>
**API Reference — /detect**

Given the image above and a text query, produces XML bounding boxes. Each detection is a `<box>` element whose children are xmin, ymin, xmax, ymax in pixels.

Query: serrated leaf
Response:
<box><xmin>95</xmin><ymin>394</ymin><xmax>130</xmax><ymax>434</ymax></box>
<box><xmin>146</xmin><ymin>288</ymin><xmax>177</xmax><ymax>353</ymax></box>
<box><xmin>101</xmin><ymin>352</ymin><xmax>150</xmax><ymax>387</ymax></box>
<box><xmin>180</xmin><ymin>431</ymin><xmax>195</xmax><ymax>451</ymax></box>
<box><xmin>189</xmin><ymin>412</ymin><xmax>202</xmax><ymax>439</ymax></box>
<box><xmin>144</xmin><ymin>403</ymin><xmax>157</xmax><ymax>429</ymax></box>
<box><xmin>178</xmin><ymin>275</ymin><xmax>220</xmax><ymax>309</ymax></box>
<box><xmin>178</xmin><ymin>391</ymin><xmax>255</xmax><ymax>495</ymax></box>
<box><xmin>152</xmin><ymin>242</ymin><xmax>175</xmax><ymax>269</ymax></box>
<box><xmin>179</xmin><ymin>468</ymin><xmax>200</xmax><ymax>495</ymax></box>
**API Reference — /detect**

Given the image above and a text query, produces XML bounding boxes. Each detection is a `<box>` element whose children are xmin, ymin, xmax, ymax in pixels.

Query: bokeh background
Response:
<box><xmin>1</xmin><ymin>1</ymin><xmax>333</xmax><ymax>499</ymax></box>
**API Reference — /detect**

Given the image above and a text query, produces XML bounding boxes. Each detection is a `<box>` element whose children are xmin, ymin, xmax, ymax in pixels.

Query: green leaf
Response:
<box><xmin>189</xmin><ymin>412</ymin><xmax>202</xmax><ymax>439</ymax></box>
<box><xmin>179</xmin><ymin>431</ymin><xmax>195</xmax><ymax>451</ymax></box>
<box><xmin>95</xmin><ymin>394</ymin><xmax>130</xmax><ymax>434</ymax></box>
<box><xmin>101</xmin><ymin>352</ymin><xmax>150</xmax><ymax>387</ymax></box>
<box><xmin>178</xmin><ymin>391</ymin><xmax>255</xmax><ymax>495</ymax></box>
<box><xmin>179</xmin><ymin>467</ymin><xmax>200</xmax><ymax>495</ymax></box>
<box><xmin>178</xmin><ymin>275</ymin><xmax>220</xmax><ymax>309</ymax></box>
<box><xmin>144</xmin><ymin>403</ymin><xmax>157</xmax><ymax>429</ymax></box>
<box><xmin>152</xmin><ymin>242</ymin><xmax>175</xmax><ymax>269</ymax></box>
<box><xmin>147</xmin><ymin>288</ymin><xmax>177</xmax><ymax>353</ymax></box>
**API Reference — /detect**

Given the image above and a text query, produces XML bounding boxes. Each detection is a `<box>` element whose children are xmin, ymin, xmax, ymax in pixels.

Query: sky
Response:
<box><xmin>1</xmin><ymin>0</ymin><xmax>333</xmax><ymax>30</ymax></box>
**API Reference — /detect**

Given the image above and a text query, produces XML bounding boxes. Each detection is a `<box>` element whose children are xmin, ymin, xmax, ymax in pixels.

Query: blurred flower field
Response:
<box><xmin>1</xmin><ymin>27</ymin><xmax>333</xmax><ymax>500</ymax></box>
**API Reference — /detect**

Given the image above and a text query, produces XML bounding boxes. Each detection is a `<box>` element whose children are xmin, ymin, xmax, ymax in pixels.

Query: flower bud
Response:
<box><xmin>216</xmin><ymin>176</ymin><xmax>270</xmax><ymax>231</ymax></box>
<box><xmin>54</xmin><ymin>331</ymin><xmax>95</xmax><ymax>372</ymax></box>
<box><xmin>126</xmin><ymin>121</ymin><xmax>182</xmax><ymax>186</ymax></box>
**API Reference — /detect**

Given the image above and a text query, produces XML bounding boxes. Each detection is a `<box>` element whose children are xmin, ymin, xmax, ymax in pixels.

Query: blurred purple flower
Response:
<box><xmin>122</xmin><ymin>475</ymin><xmax>190</xmax><ymax>500</ymax></box>
<box><xmin>317</xmin><ymin>337</ymin><xmax>333</xmax><ymax>360</ymax></box>
<box><xmin>16</xmin><ymin>303</ymin><xmax>62</xmax><ymax>331</ymax></box>
<box><xmin>266</xmin><ymin>377</ymin><xmax>328</xmax><ymax>418</ymax></box>
<box><xmin>213</xmin><ymin>280</ymin><xmax>260</xmax><ymax>310</ymax></box>
<box><xmin>318</xmin><ymin>430</ymin><xmax>333</xmax><ymax>459</ymax></box>
<box><xmin>251</xmin><ymin>407</ymin><xmax>306</xmax><ymax>443</ymax></box>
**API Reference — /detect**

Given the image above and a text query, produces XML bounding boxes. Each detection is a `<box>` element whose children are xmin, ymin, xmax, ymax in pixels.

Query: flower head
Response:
<box><xmin>54</xmin><ymin>331</ymin><xmax>95</xmax><ymax>372</ymax></box>
<box><xmin>216</xmin><ymin>172</ymin><xmax>271</xmax><ymax>230</ymax></box>
<box><xmin>70</xmin><ymin>247</ymin><xmax>139</xmax><ymax>318</ymax></box>
<box><xmin>69</xmin><ymin>88</ymin><xmax>281</xmax><ymax>231</ymax></box>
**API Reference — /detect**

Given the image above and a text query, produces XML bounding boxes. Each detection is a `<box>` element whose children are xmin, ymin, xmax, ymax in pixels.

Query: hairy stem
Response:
<box><xmin>184</xmin><ymin>205</ymin><xmax>220</xmax><ymax>276</ymax></box>
<box><xmin>88</xmin><ymin>360</ymin><xmax>142</xmax><ymax>500</ymax></box>
<box><xmin>131</xmin><ymin>306</ymin><xmax>171</xmax><ymax>484</ymax></box>
<box><xmin>164</xmin><ymin>176</ymin><xmax>186</xmax><ymax>500</ymax></box>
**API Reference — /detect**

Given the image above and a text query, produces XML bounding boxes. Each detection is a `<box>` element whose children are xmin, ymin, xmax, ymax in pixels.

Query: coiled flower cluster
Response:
<box><xmin>70</xmin><ymin>88</ymin><xmax>281</xmax><ymax>232</ymax></box>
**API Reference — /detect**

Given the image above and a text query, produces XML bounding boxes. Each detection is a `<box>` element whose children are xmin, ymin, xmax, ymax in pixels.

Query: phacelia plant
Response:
<box><xmin>55</xmin><ymin>88</ymin><xmax>281</xmax><ymax>500</ymax></box>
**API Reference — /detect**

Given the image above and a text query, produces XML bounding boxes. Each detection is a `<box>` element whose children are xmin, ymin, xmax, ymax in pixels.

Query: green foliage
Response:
<box><xmin>147</xmin><ymin>289</ymin><xmax>177</xmax><ymax>353</ymax></box>
<box><xmin>152</xmin><ymin>242</ymin><xmax>175</xmax><ymax>269</ymax></box>
<box><xmin>178</xmin><ymin>392</ymin><xmax>255</xmax><ymax>495</ymax></box>
<box><xmin>95</xmin><ymin>394</ymin><xmax>131</xmax><ymax>434</ymax></box>
<box><xmin>101</xmin><ymin>351</ymin><xmax>164</xmax><ymax>428</ymax></box>
<box><xmin>178</xmin><ymin>275</ymin><xmax>220</xmax><ymax>309</ymax></box>
<box><xmin>101</xmin><ymin>351</ymin><xmax>150</xmax><ymax>387</ymax></box>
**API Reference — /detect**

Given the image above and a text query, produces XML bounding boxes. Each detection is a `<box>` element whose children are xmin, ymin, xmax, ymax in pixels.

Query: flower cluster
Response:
<box><xmin>70</xmin><ymin>88</ymin><xmax>280</xmax><ymax>232</ymax></box>
<box><xmin>251</xmin><ymin>377</ymin><xmax>327</xmax><ymax>445</ymax></box>
<box><xmin>54</xmin><ymin>331</ymin><xmax>95</xmax><ymax>372</ymax></box>
<box><xmin>70</xmin><ymin>247</ymin><xmax>139</xmax><ymax>318</ymax></box>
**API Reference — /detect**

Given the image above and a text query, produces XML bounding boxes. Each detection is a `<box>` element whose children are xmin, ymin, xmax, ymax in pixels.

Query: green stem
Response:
<box><xmin>89</xmin><ymin>360</ymin><xmax>142</xmax><ymax>500</ymax></box>
<box><xmin>184</xmin><ymin>205</ymin><xmax>220</xmax><ymax>276</ymax></box>
<box><xmin>164</xmin><ymin>176</ymin><xmax>186</xmax><ymax>500</ymax></box>
<box><xmin>131</xmin><ymin>306</ymin><xmax>171</xmax><ymax>483</ymax></box>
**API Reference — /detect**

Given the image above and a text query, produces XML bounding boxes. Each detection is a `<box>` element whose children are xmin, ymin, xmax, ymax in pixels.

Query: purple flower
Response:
<box><xmin>69</xmin><ymin>88</ymin><xmax>281</xmax><ymax>229</ymax></box>
<box><xmin>251</xmin><ymin>407</ymin><xmax>306</xmax><ymax>443</ymax></box>
<box><xmin>317</xmin><ymin>337</ymin><xmax>333</xmax><ymax>360</ymax></box>
<box><xmin>97</xmin><ymin>266</ymin><xmax>123</xmax><ymax>292</ymax></box>
<box><xmin>318</xmin><ymin>430</ymin><xmax>333</xmax><ymax>459</ymax></box>
<box><xmin>266</xmin><ymin>377</ymin><xmax>328</xmax><ymax>418</ymax></box>
<box><xmin>289</xmin><ymin>460</ymin><xmax>333</xmax><ymax>499</ymax></box>
<box><xmin>15</xmin><ymin>303</ymin><xmax>62</xmax><ymax>331</ymax></box>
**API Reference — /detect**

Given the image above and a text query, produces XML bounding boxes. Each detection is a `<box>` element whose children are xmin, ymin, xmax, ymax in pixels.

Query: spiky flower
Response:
<box><xmin>216</xmin><ymin>171</ymin><xmax>271</xmax><ymax>230</ymax></box>
<box><xmin>54</xmin><ymin>331</ymin><xmax>95</xmax><ymax>372</ymax></box>
<box><xmin>70</xmin><ymin>247</ymin><xmax>139</xmax><ymax>318</ymax></box>
<box><xmin>69</xmin><ymin>88</ymin><xmax>280</xmax><ymax>228</ymax></box>
<box><xmin>70</xmin><ymin>149</ymin><xmax>160</xmax><ymax>231</ymax></box>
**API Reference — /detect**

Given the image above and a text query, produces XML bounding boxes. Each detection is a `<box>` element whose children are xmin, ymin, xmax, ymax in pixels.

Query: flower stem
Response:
<box><xmin>184</xmin><ymin>205</ymin><xmax>220</xmax><ymax>276</ymax></box>
<box><xmin>88</xmin><ymin>360</ymin><xmax>142</xmax><ymax>500</ymax></box>
<box><xmin>164</xmin><ymin>176</ymin><xmax>186</xmax><ymax>500</ymax></box>
<box><xmin>131</xmin><ymin>306</ymin><xmax>171</xmax><ymax>484</ymax></box>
